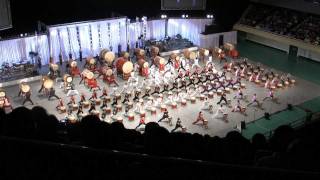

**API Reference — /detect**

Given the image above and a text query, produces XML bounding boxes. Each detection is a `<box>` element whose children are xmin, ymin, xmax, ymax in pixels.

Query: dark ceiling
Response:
<box><xmin>0</xmin><ymin>0</ymin><xmax>249</xmax><ymax>38</ymax></box>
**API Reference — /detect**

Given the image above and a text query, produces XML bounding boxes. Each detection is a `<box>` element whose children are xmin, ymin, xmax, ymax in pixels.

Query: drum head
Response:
<box><xmin>122</xmin><ymin>61</ymin><xmax>134</xmax><ymax>74</ymax></box>
<box><xmin>89</xmin><ymin>58</ymin><xmax>96</xmax><ymax>65</ymax></box>
<box><xmin>70</xmin><ymin>61</ymin><xmax>77</xmax><ymax>67</ymax></box>
<box><xmin>51</xmin><ymin>64</ymin><xmax>59</xmax><ymax>71</ymax></box>
<box><xmin>122</xmin><ymin>52</ymin><xmax>130</xmax><ymax>59</ymax></box>
<box><xmin>105</xmin><ymin>51</ymin><xmax>115</xmax><ymax>63</ymax></box>
<box><xmin>66</xmin><ymin>76</ymin><xmax>73</xmax><ymax>83</ymax></box>
<box><xmin>0</xmin><ymin>91</ymin><xmax>6</xmax><ymax>97</ymax></box>
<box><xmin>106</xmin><ymin>69</ymin><xmax>113</xmax><ymax>76</ymax></box>
<box><xmin>143</xmin><ymin>62</ymin><xmax>149</xmax><ymax>68</ymax></box>
<box><xmin>159</xmin><ymin>57</ymin><xmax>165</xmax><ymax>65</ymax></box>
<box><xmin>44</xmin><ymin>79</ymin><xmax>54</xmax><ymax>89</ymax></box>
<box><xmin>204</xmin><ymin>49</ymin><xmax>209</xmax><ymax>56</ymax></box>
<box><xmin>87</xmin><ymin>72</ymin><xmax>94</xmax><ymax>79</ymax></box>
<box><xmin>189</xmin><ymin>52</ymin><xmax>196</xmax><ymax>60</ymax></box>
<box><xmin>21</xmin><ymin>84</ymin><xmax>30</xmax><ymax>93</ymax></box>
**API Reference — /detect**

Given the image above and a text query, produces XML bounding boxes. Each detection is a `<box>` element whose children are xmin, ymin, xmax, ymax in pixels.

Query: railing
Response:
<box><xmin>0</xmin><ymin>136</ymin><xmax>319</xmax><ymax>179</ymax></box>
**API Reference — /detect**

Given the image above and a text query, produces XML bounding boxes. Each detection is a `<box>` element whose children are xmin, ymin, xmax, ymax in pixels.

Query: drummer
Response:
<box><xmin>88</xmin><ymin>101</ymin><xmax>96</xmax><ymax>113</ymax></box>
<box><xmin>89</xmin><ymin>89</ymin><xmax>98</xmax><ymax>100</ymax></box>
<box><xmin>67</xmin><ymin>95</ymin><xmax>76</xmax><ymax>105</ymax></box>
<box><xmin>151</xmin><ymin>85</ymin><xmax>161</xmax><ymax>95</ymax></box>
<box><xmin>192</xmin><ymin>111</ymin><xmax>207</xmax><ymax>127</ymax></box>
<box><xmin>122</xmin><ymin>92</ymin><xmax>130</xmax><ymax>104</ymax></box>
<box><xmin>48</xmin><ymin>88</ymin><xmax>60</xmax><ymax>100</ymax></box>
<box><xmin>56</xmin><ymin>98</ymin><xmax>64</xmax><ymax>111</ymax></box>
<box><xmin>247</xmin><ymin>93</ymin><xmax>261</xmax><ymax>107</ymax></box>
<box><xmin>158</xmin><ymin>109</ymin><xmax>170</xmax><ymax>123</ymax></box>
<box><xmin>133</xmin><ymin>90</ymin><xmax>141</xmax><ymax>102</ymax></box>
<box><xmin>77</xmin><ymin>105</ymin><xmax>84</xmax><ymax>117</ymax></box>
<box><xmin>171</xmin><ymin>118</ymin><xmax>184</xmax><ymax>133</ymax></box>
<box><xmin>100</xmin><ymin>98</ymin><xmax>108</xmax><ymax>109</ymax></box>
<box><xmin>22</xmin><ymin>90</ymin><xmax>34</xmax><ymax>105</ymax></box>
<box><xmin>99</xmin><ymin>87</ymin><xmax>108</xmax><ymax>99</ymax></box>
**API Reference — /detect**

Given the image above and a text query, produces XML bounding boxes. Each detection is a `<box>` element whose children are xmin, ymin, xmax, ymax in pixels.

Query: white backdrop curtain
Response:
<box><xmin>0</xmin><ymin>35</ymin><xmax>50</xmax><ymax>65</ymax></box>
<box><xmin>146</xmin><ymin>19</ymin><xmax>166</xmax><ymax>40</ymax></box>
<box><xmin>167</xmin><ymin>18</ymin><xmax>212</xmax><ymax>45</ymax></box>
<box><xmin>0</xmin><ymin>18</ymin><xmax>215</xmax><ymax>66</ymax></box>
<box><xmin>49</xmin><ymin>18</ymin><xmax>127</xmax><ymax>62</ymax></box>
<box><xmin>199</xmin><ymin>31</ymin><xmax>237</xmax><ymax>49</ymax></box>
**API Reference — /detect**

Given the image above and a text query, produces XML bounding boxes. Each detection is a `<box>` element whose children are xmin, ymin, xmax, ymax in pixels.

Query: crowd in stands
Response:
<box><xmin>239</xmin><ymin>3</ymin><xmax>320</xmax><ymax>46</ymax></box>
<box><xmin>1</xmin><ymin>106</ymin><xmax>320</xmax><ymax>173</ymax></box>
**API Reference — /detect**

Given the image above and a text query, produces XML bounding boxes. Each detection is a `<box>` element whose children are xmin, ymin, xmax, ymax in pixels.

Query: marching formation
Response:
<box><xmin>0</xmin><ymin>45</ymin><xmax>296</xmax><ymax>133</ymax></box>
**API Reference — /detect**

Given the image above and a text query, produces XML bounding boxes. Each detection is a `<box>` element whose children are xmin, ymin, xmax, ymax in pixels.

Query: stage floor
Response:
<box><xmin>3</xmin><ymin>56</ymin><xmax>320</xmax><ymax>137</ymax></box>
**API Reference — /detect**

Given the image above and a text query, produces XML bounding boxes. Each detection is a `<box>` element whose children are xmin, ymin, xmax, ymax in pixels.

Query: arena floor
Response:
<box><xmin>3</xmin><ymin>55</ymin><xmax>320</xmax><ymax>137</ymax></box>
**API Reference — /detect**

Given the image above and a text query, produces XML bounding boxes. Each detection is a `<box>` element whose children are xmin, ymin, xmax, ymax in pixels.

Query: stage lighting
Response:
<box><xmin>161</xmin><ymin>14</ymin><xmax>167</xmax><ymax>19</ymax></box>
<box><xmin>182</xmin><ymin>14</ymin><xmax>186</xmax><ymax>18</ymax></box>
<box><xmin>186</xmin><ymin>14</ymin><xmax>189</xmax><ymax>18</ymax></box>
<box><xmin>20</xmin><ymin>34</ymin><xmax>23</xmax><ymax>37</ymax></box>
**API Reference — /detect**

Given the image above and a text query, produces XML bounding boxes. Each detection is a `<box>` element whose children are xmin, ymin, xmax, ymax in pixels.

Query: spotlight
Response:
<box><xmin>25</xmin><ymin>33</ymin><xmax>27</xmax><ymax>36</ymax></box>
<box><xmin>186</xmin><ymin>14</ymin><xmax>189</xmax><ymax>18</ymax></box>
<box><xmin>161</xmin><ymin>14</ymin><xmax>167</xmax><ymax>19</ymax></box>
<box><xmin>182</xmin><ymin>14</ymin><xmax>186</xmax><ymax>18</ymax></box>
<box><xmin>207</xmin><ymin>14</ymin><xmax>210</xmax><ymax>18</ymax></box>
<box><xmin>20</xmin><ymin>34</ymin><xmax>23</xmax><ymax>37</ymax></box>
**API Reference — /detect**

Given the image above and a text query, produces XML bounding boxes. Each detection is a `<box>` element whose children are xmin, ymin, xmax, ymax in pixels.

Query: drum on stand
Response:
<box><xmin>217</xmin><ymin>90</ymin><xmax>222</xmax><ymax>96</ymax></box>
<box><xmin>59</xmin><ymin>106</ymin><xmax>66</xmax><ymax>114</ymax></box>
<box><xmin>160</xmin><ymin>105</ymin><xmax>167</xmax><ymax>112</ymax></box>
<box><xmin>128</xmin><ymin>112</ymin><xmax>135</xmax><ymax>121</ymax></box>
<box><xmin>116</xmin><ymin>116</ymin><xmax>123</xmax><ymax>123</ymax></box>
<box><xmin>83</xmin><ymin>101</ymin><xmax>90</xmax><ymax>108</ymax></box>
<box><xmin>127</xmin><ymin>101</ymin><xmax>133</xmax><ymax>109</ymax></box>
<box><xmin>115</xmin><ymin>93</ymin><xmax>121</xmax><ymax>100</ymax></box>
<box><xmin>72</xmin><ymin>104</ymin><xmax>79</xmax><ymax>111</ymax></box>
<box><xmin>43</xmin><ymin>79</ymin><xmax>54</xmax><ymax>90</ymax></box>
<box><xmin>116</xmin><ymin>104</ymin><xmax>122</xmax><ymax>112</ymax></box>
<box><xmin>200</xmin><ymin>95</ymin><xmax>205</xmax><ymax>101</ymax></box>
<box><xmin>122</xmin><ymin>61</ymin><xmax>134</xmax><ymax>80</ymax></box>
<box><xmin>95</xmin><ymin>99</ymin><xmax>101</xmax><ymax>105</ymax></box>
<box><xmin>67</xmin><ymin>115</ymin><xmax>77</xmax><ymax>123</ymax></box>
<box><xmin>105</xmin><ymin>107</ymin><xmax>112</xmax><ymax>114</ymax></box>
<box><xmin>171</xmin><ymin>102</ymin><xmax>177</xmax><ymax>109</ymax></box>
<box><xmin>140</xmin><ymin>110</ymin><xmax>146</xmax><ymax>118</ymax></box>
<box><xmin>240</xmin><ymin>84</ymin><xmax>246</xmax><ymax>89</ymax></box>
<box><xmin>208</xmin><ymin>92</ymin><xmax>214</xmax><ymax>99</ymax></box>
<box><xmin>191</xmin><ymin>97</ymin><xmax>196</xmax><ymax>104</ymax></box>
<box><xmin>181</xmin><ymin>99</ymin><xmax>187</xmax><ymax>106</ymax></box>
<box><xmin>151</xmin><ymin>107</ymin><xmax>157</xmax><ymax>115</ymax></box>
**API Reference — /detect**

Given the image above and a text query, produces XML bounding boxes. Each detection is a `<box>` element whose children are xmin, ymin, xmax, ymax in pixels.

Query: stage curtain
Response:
<box><xmin>0</xmin><ymin>35</ymin><xmax>49</xmax><ymax>65</ymax></box>
<box><xmin>49</xmin><ymin>18</ymin><xmax>127</xmax><ymax>62</ymax></box>
<box><xmin>167</xmin><ymin>18</ymin><xmax>211</xmax><ymax>45</ymax></box>
<box><xmin>199</xmin><ymin>31</ymin><xmax>237</xmax><ymax>49</ymax></box>
<box><xmin>146</xmin><ymin>19</ymin><xmax>166</xmax><ymax>40</ymax></box>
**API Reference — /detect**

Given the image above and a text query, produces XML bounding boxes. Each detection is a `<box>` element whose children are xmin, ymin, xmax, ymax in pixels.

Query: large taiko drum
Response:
<box><xmin>63</xmin><ymin>74</ymin><xmax>73</xmax><ymax>83</ymax></box>
<box><xmin>86</xmin><ymin>71</ymin><xmax>94</xmax><ymax>80</ymax></box>
<box><xmin>116</xmin><ymin>57</ymin><xmax>126</xmax><ymax>74</ymax></box>
<box><xmin>100</xmin><ymin>49</ymin><xmax>115</xmax><ymax>64</ymax></box>
<box><xmin>199</xmin><ymin>48</ymin><xmax>209</xmax><ymax>57</ymax></box>
<box><xmin>0</xmin><ymin>90</ymin><xmax>6</xmax><ymax>98</ymax></box>
<box><xmin>122</xmin><ymin>61</ymin><xmax>134</xmax><ymax>80</ymax></box>
<box><xmin>81</xmin><ymin>69</ymin><xmax>91</xmax><ymax>79</ymax></box>
<box><xmin>224</xmin><ymin>43</ymin><xmax>234</xmax><ymax>51</ymax></box>
<box><xmin>106</xmin><ymin>69</ymin><xmax>113</xmax><ymax>76</ymax></box>
<box><xmin>135</xmin><ymin>48</ymin><xmax>145</xmax><ymax>59</ymax></box>
<box><xmin>50</xmin><ymin>63</ymin><xmax>59</xmax><ymax>71</ymax></box>
<box><xmin>87</xmin><ymin>57</ymin><xmax>96</xmax><ymax>65</ymax></box>
<box><xmin>151</xmin><ymin>46</ymin><xmax>159</xmax><ymax>56</ymax></box>
<box><xmin>189</xmin><ymin>51</ymin><xmax>196</xmax><ymax>60</ymax></box>
<box><xmin>70</xmin><ymin>60</ymin><xmax>77</xmax><ymax>68</ymax></box>
<box><xmin>120</xmin><ymin>51</ymin><xmax>130</xmax><ymax>59</ymax></box>
<box><xmin>43</xmin><ymin>79</ymin><xmax>54</xmax><ymax>89</ymax></box>
<box><xmin>183</xmin><ymin>49</ymin><xmax>190</xmax><ymax>59</ymax></box>
<box><xmin>20</xmin><ymin>83</ymin><xmax>30</xmax><ymax>93</ymax></box>
<box><xmin>154</xmin><ymin>56</ymin><xmax>165</xmax><ymax>71</ymax></box>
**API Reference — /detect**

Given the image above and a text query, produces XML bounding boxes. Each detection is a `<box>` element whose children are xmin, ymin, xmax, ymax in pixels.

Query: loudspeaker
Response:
<box><xmin>240</xmin><ymin>121</ymin><xmax>246</xmax><ymax>130</ymax></box>
<box><xmin>287</xmin><ymin>104</ymin><xmax>293</xmax><ymax>110</ymax></box>
<box><xmin>264</xmin><ymin>112</ymin><xmax>270</xmax><ymax>120</ymax></box>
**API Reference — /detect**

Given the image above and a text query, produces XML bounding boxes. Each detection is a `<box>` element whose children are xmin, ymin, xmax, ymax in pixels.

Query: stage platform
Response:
<box><xmin>2</xmin><ymin>52</ymin><xmax>320</xmax><ymax>138</ymax></box>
